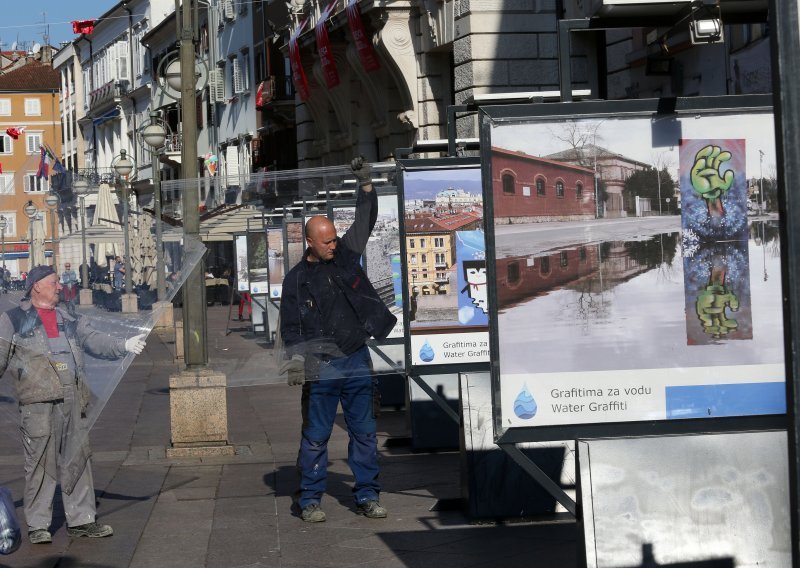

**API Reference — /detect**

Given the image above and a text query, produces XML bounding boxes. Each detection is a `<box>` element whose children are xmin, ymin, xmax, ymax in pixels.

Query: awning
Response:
<box><xmin>92</xmin><ymin>107</ymin><xmax>121</xmax><ymax>127</ymax></box>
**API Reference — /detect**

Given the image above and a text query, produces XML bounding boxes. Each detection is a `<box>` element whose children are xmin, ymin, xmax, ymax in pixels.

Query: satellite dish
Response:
<box><xmin>32</xmin><ymin>43</ymin><xmax>41</xmax><ymax>54</ymax></box>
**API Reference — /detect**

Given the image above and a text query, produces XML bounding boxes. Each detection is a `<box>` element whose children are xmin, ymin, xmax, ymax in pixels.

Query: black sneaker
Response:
<box><xmin>66</xmin><ymin>522</ymin><xmax>114</xmax><ymax>538</ymax></box>
<box><xmin>356</xmin><ymin>500</ymin><xmax>387</xmax><ymax>518</ymax></box>
<box><xmin>301</xmin><ymin>503</ymin><xmax>326</xmax><ymax>523</ymax></box>
<box><xmin>28</xmin><ymin>529</ymin><xmax>51</xmax><ymax>544</ymax></box>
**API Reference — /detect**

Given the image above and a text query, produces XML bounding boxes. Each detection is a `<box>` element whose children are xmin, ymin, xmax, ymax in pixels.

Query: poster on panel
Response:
<box><xmin>399</xmin><ymin>162</ymin><xmax>489</xmax><ymax>367</ymax></box>
<box><xmin>266</xmin><ymin>227</ymin><xmax>284</xmax><ymax>299</ymax></box>
<box><xmin>329</xmin><ymin>190</ymin><xmax>405</xmax><ymax>339</ymax></box>
<box><xmin>234</xmin><ymin>233</ymin><xmax>249</xmax><ymax>292</ymax></box>
<box><xmin>481</xmin><ymin>96</ymin><xmax>784</xmax><ymax>441</ymax></box>
<box><xmin>247</xmin><ymin>231</ymin><xmax>270</xmax><ymax>295</ymax></box>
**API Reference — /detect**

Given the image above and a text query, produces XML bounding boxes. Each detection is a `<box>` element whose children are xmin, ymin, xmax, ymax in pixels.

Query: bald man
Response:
<box><xmin>280</xmin><ymin>157</ymin><xmax>397</xmax><ymax>523</ymax></box>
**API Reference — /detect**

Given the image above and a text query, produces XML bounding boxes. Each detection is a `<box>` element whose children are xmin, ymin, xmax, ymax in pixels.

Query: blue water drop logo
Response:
<box><xmin>419</xmin><ymin>340</ymin><xmax>435</xmax><ymax>362</ymax></box>
<box><xmin>514</xmin><ymin>384</ymin><xmax>537</xmax><ymax>419</ymax></box>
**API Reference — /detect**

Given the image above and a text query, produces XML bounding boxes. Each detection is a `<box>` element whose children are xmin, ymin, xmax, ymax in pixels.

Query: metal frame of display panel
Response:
<box><xmin>479</xmin><ymin>94</ymin><xmax>785</xmax><ymax>445</ymax></box>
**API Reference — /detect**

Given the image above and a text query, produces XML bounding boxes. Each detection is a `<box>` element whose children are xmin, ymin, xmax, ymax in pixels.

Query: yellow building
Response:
<box><xmin>404</xmin><ymin>212</ymin><xmax>482</xmax><ymax>296</ymax></box>
<box><xmin>0</xmin><ymin>59</ymin><xmax>62</xmax><ymax>276</ymax></box>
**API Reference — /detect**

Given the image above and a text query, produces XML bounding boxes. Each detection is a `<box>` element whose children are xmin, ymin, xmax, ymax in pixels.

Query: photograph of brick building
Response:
<box><xmin>491</xmin><ymin>147</ymin><xmax>597</xmax><ymax>223</ymax></box>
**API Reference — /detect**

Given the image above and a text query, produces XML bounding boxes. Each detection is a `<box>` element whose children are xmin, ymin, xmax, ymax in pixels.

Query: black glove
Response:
<box><xmin>281</xmin><ymin>355</ymin><xmax>306</xmax><ymax>386</ymax></box>
<box><xmin>350</xmin><ymin>155</ymin><xmax>372</xmax><ymax>185</ymax></box>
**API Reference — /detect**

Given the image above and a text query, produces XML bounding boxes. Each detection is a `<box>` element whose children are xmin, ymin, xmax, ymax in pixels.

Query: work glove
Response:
<box><xmin>350</xmin><ymin>155</ymin><xmax>372</xmax><ymax>185</ymax></box>
<box><xmin>281</xmin><ymin>354</ymin><xmax>306</xmax><ymax>386</ymax></box>
<box><xmin>0</xmin><ymin>487</ymin><xmax>20</xmax><ymax>555</ymax></box>
<box><xmin>125</xmin><ymin>334</ymin><xmax>147</xmax><ymax>355</ymax></box>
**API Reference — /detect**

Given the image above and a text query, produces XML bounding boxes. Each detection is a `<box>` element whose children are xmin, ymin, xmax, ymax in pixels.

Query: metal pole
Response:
<box><xmin>49</xmin><ymin>208</ymin><xmax>57</xmax><ymax>269</ymax></box>
<box><xmin>770</xmin><ymin>0</ymin><xmax>800</xmax><ymax>562</ymax></box>
<box><xmin>122</xmin><ymin>181</ymin><xmax>133</xmax><ymax>294</ymax></box>
<box><xmin>180</xmin><ymin>0</ymin><xmax>207</xmax><ymax>366</ymax></box>
<box><xmin>153</xmin><ymin>151</ymin><xmax>166</xmax><ymax>300</ymax></box>
<box><xmin>80</xmin><ymin>196</ymin><xmax>88</xmax><ymax>289</ymax></box>
<box><xmin>1</xmin><ymin>226</ymin><xmax>5</xmax><ymax>272</ymax></box>
<box><xmin>759</xmin><ymin>149</ymin><xmax>765</xmax><ymax>215</ymax></box>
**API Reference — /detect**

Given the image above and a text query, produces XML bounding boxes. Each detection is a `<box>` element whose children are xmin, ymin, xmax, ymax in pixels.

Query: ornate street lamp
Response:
<box><xmin>44</xmin><ymin>192</ymin><xmax>60</xmax><ymax>270</ymax></box>
<box><xmin>23</xmin><ymin>200</ymin><xmax>38</xmax><ymax>269</ymax></box>
<box><xmin>139</xmin><ymin>112</ymin><xmax>170</xmax><ymax>301</ymax></box>
<box><xmin>112</xmin><ymin>150</ymin><xmax>135</xmax><ymax>300</ymax></box>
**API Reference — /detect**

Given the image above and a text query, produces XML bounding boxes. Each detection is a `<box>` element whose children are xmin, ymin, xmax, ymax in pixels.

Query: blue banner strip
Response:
<box><xmin>665</xmin><ymin>382</ymin><xmax>786</xmax><ymax>419</ymax></box>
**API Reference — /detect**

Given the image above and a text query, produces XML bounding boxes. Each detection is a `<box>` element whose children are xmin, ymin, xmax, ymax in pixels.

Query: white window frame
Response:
<box><xmin>24</xmin><ymin>173</ymin><xmax>48</xmax><ymax>193</ymax></box>
<box><xmin>0</xmin><ymin>99</ymin><xmax>10</xmax><ymax>116</ymax></box>
<box><xmin>232</xmin><ymin>57</ymin><xmax>244</xmax><ymax>94</ymax></box>
<box><xmin>242</xmin><ymin>51</ymin><xmax>251</xmax><ymax>92</ymax></box>
<box><xmin>26</xmin><ymin>133</ymin><xmax>42</xmax><ymax>154</ymax></box>
<box><xmin>0</xmin><ymin>212</ymin><xmax>17</xmax><ymax>237</ymax></box>
<box><xmin>0</xmin><ymin>134</ymin><xmax>12</xmax><ymax>154</ymax></box>
<box><xmin>0</xmin><ymin>173</ymin><xmax>14</xmax><ymax>194</ymax></box>
<box><xmin>24</xmin><ymin>98</ymin><xmax>41</xmax><ymax>116</ymax></box>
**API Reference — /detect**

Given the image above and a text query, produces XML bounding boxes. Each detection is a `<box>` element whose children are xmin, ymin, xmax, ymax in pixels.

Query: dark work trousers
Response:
<box><xmin>297</xmin><ymin>346</ymin><xmax>379</xmax><ymax>509</ymax></box>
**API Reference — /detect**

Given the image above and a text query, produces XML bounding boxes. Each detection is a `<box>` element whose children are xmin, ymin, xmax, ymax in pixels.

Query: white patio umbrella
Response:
<box><xmin>92</xmin><ymin>183</ymin><xmax>121</xmax><ymax>267</ymax></box>
<box><xmin>30</xmin><ymin>215</ymin><xmax>46</xmax><ymax>267</ymax></box>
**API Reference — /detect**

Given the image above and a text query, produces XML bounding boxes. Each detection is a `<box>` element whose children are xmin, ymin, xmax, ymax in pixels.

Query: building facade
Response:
<box><xmin>0</xmin><ymin>59</ymin><xmax>62</xmax><ymax>275</ymax></box>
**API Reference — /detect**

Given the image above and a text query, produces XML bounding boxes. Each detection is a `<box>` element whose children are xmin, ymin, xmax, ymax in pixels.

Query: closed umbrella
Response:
<box><xmin>92</xmin><ymin>183</ymin><xmax>121</xmax><ymax>267</ymax></box>
<box><xmin>139</xmin><ymin>214</ymin><xmax>157</xmax><ymax>287</ymax></box>
<box><xmin>30</xmin><ymin>215</ymin><xmax>46</xmax><ymax>267</ymax></box>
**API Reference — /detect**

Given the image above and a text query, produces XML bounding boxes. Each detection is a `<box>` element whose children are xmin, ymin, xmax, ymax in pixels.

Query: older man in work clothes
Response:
<box><xmin>280</xmin><ymin>158</ymin><xmax>397</xmax><ymax>523</ymax></box>
<box><xmin>0</xmin><ymin>265</ymin><xmax>145</xmax><ymax>544</ymax></box>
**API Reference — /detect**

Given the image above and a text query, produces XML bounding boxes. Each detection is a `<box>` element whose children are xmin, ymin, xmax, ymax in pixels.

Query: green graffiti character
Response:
<box><xmin>695</xmin><ymin>265</ymin><xmax>739</xmax><ymax>338</ymax></box>
<box><xmin>690</xmin><ymin>145</ymin><xmax>734</xmax><ymax>217</ymax></box>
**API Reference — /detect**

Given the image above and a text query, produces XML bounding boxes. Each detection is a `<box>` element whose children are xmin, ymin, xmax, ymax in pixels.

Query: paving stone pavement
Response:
<box><xmin>0</xmin><ymin>305</ymin><xmax>577</xmax><ymax>567</ymax></box>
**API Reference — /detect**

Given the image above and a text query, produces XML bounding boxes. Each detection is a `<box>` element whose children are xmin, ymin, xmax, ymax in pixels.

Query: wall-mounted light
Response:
<box><xmin>689</xmin><ymin>1</ymin><xmax>724</xmax><ymax>45</ymax></box>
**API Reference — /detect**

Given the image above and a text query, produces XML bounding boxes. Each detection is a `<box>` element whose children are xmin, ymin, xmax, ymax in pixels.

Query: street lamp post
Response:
<box><xmin>23</xmin><ymin>200</ymin><xmax>38</xmax><ymax>269</ymax></box>
<box><xmin>45</xmin><ymin>192</ymin><xmax>59</xmax><ymax>270</ymax></box>
<box><xmin>0</xmin><ymin>216</ymin><xmax>6</xmax><ymax>290</ymax></box>
<box><xmin>139</xmin><ymin>112</ymin><xmax>169</xmax><ymax>301</ymax></box>
<box><xmin>759</xmin><ymin>149</ymin><xmax>765</xmax><ymax>215</ymax></box>
<box><xmin>112</xmin><ymin>150</ymin><xmax>137</xmax><ymax>313</ymax></box>
<box><xmin>72</xmin><ymin>179</ymin><xmax>94</xmax><ymax>307</ymax></box>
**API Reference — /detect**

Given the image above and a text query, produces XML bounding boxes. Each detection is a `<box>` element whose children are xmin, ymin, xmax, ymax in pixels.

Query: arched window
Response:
<box><xmin>536</xmin><ymin>177</ymin><xmax>545</xmax><ymax>196</ymax></box>
<box><xmin>556</xmin><ymin>180</ymin><xmax>565</xmax><ymax>198</ymax></box>
<box><xmin>502</xmin><ymin>173</ymin><xmax>515</xmax><ymax>194</ymax></box>
<box><xmin>576</xmin><ymin>182</ymin><xmax>584</xmax><ymax>198</ymax></box>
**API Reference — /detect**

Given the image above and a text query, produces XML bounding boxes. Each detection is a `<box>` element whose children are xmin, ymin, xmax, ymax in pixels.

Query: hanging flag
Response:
<box><xmin>0</xmin><ymin>162</ymin><xmax>3</xmax><ymax>174</ymax></box>
<box><xmin>289</xmin><ymin>19</ymin><xmax>311</xmax><ymax>101</ymax></box>
<box><xmin>5</xmin><ymin>126</ymin><xmax>24</xmax><ymax>140</ymax></box>
<box><xmin>71</xmin><ymin>20</ymin><xmax>96</xmax><ymax>35</ymax></box>
<box><xmin>36</xmin><ymin>146</ymin><xmax>49</xmax><ymax>180</ymax></box>
<box><xmin>346</xmin><ymin>0</ymin><xmax>380</xmax><ymax>72</ymax></box>
<box><xmin>315</xmin><ymin>1</ymin><xmax>340</xmax><ymax>89</ymax></box>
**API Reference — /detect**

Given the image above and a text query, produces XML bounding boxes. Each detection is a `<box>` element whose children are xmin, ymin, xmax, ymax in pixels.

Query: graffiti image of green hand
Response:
<box><xmin>690</xmin><ymin>145</ymin><xmax>734</xmax><ymax>217</ymax></box>
<box><xmin>695</xmin><ymin>266</ymin><xmax>739</xmax><ymax>338</ymax></box>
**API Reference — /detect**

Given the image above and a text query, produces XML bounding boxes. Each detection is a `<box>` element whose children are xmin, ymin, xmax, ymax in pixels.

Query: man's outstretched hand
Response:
<box><xmin>125</xmin><ymin>334</ymin><xmax>147</xmax><ymax>355</ymax></box>
<box><xmin>351</xmin><ymin>155</ymin><xmax>372</xmax><ymax>187</ymax></box>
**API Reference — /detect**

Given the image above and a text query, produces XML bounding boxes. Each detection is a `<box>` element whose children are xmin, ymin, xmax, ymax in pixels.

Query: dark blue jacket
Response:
<box><xmin>280</xmin><ymin>187</ymin><xmax>397</xmax><ymax>366</ymax></box>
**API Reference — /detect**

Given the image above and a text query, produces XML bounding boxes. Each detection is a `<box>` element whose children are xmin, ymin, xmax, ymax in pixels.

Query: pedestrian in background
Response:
<box><xmin>279</xmin><ymin>157</ymin><xmax>396</xmax><ymax>523</ymax></box>
<box><xmin>0</xmin><ymin>265</ymin><xmax>146</xmax><ymax>544</ymax></box>
<box><xmin>61</xmin><ymin>263</ymin><xmax>78</xmax><ymax>304</ymax></box>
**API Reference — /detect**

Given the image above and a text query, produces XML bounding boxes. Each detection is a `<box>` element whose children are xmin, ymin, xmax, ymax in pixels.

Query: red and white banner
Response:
<box><xmin>315</xmin><ymin>1</ymin><xmax>340</xmax><ymax>89</ymax></box>
<box><xmin>289</xmin><ymin>19</ymin><xmax>311</xmax><ymax>101</ymax></box>
<box><xmin>346</xmin><ymin>0</ymin><xmax>380</xmax><ymax>73</ymax></box>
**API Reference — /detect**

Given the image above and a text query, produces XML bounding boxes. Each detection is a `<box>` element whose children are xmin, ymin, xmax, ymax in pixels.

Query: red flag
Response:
<box><xmin>315</xmin><ymin>1</ymin><xmax>340</xmax><ymax>89</ymax></box>
<box><xmin>346</xmin><ymin>0</ymin><xmax>380</xmax><ymax>72</ymax></box>
<box><xmin>5</xmin><ymin>127</ymin><xmax>23</xmax><ymax>140</ymax></box>
<box><xmin>289</xmin><ymin>19</ymin><xmax>311</xmax><ymax>101</ymax></box>
<box><xmin>0</xmin><ymin>162</ymin><xmax>3</xmax><ymax>174</ymax></box>
<box><xmin>36</xmin><ymin>146</ymin><xmax>49</xmax><ymax>180</ymax></box>
<box><xmin>72</xmin><ymin>20</ymin><xmax>95</xmax><ymax>35</ymax></box>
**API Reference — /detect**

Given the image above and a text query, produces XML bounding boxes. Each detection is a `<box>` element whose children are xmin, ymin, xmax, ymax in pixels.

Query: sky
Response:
<box><xmin>0</xmin><ymin>1</ymin><xmax>114</xmax><ymax>50</ymax></box>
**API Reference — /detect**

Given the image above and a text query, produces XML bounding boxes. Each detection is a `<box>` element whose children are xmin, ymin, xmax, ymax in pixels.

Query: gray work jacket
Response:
<box><xmin>0</xmin><ymin>300</ymin><xmax>127</xmax><ymax>408</ymax></box>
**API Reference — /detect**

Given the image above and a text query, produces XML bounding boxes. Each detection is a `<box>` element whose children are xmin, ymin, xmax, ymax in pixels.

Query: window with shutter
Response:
<box><xmin>117</xmin><ymin>40</ymin><xmax>129</xmax><ymax>80</ymax></box>
<box><xmin>24</xmin><ymin>98</ymin><xmax>41</xmax><ymax>116</ymax></box>
<box><xmin>0</xmin><ymin>212</ymin><xmax>17</xmax><ymax>236</ymax></box>
<box><xmin>224</xmin><ymin>0</ymin><xmax>235</xmax><ymax>20</ymax></box>
<box><xmin>0</xmin><ymin>135</ymin><xmax>12</xmax><ymax>154</ymax></box>
<box><xmin>26</xmin><ymin>134</ymin><xmax>42</xmax><ymax>154</ymax></box>
<box><xmin>232</xmin><ymin>58</ymin><xmax>243</xmax><ymax>94</ymax></box>
<box><xmin>0</xmin><ymin>174</ymin><xmax>14</xmax><ymax>194</ymax></box>
<box><xmin>0</xmin><ymin>99</ymin><xmax>10</xmax><ymax>116</ymax></box>
<box><xmin>225</xmin><ymin>145</ymin><xmax>240</xmax><ymax>185</ymax></box>
<box><xmin>213</xmin><ymin>68</ymin><xmax>226</xmax><ymax>101</ymax></box>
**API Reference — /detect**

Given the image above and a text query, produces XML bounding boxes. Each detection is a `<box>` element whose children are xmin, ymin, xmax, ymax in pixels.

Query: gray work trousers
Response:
<box><xmin>20</xmin><ymin>386</ymin><xmax>95</xmax><ymax>530</ymax></box>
